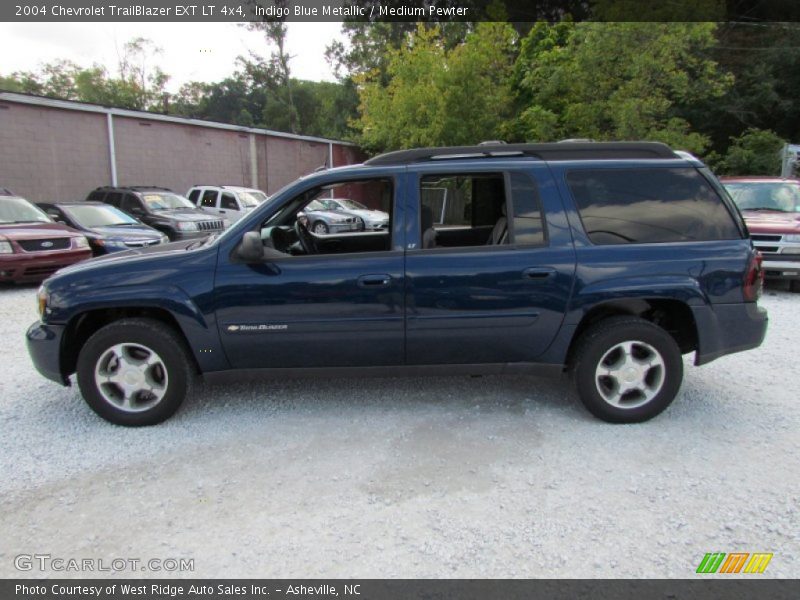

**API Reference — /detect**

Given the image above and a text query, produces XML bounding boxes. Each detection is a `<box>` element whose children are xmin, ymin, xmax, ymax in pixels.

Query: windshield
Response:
<box><xmin>141</xmin><ymin>193</ymin><xmax>196</xmax><ymax>211</ymax></box>
<box><xmin>723</xmin><ymin>182</ymin><xmax>800</xmax><ymax>212</ymax></box>
<box><xmin>333</xmin><ymin>198</ymin><xmax>368</xmax><ymax>211</ymax></box>
<box><xmin>0</xmin><ymin>197</ymin><xmax>51</xmax><ymax>224</ymax></box>
<box><xmin>239</xmin><ymin>191</ymin><xmax>267</xmax><ymax>207</ymax></box>
<box><xmin>63</xmin><ymin>204</ymin><xmax>139</xmax><ymax>227</ymax></box>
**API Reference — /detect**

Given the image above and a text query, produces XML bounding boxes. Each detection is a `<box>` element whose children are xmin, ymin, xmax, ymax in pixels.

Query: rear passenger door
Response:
<box><xmin>404</xmin><ymin>163</ymin><xmax>576</xmax><ymax>365</ymax></box>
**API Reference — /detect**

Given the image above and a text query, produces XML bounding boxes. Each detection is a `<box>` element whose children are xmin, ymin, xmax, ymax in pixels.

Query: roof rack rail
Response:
<box><xmin>364</xmin><ymin>142</ymin><xmax>677</xmax><ymax>166</ymax></box>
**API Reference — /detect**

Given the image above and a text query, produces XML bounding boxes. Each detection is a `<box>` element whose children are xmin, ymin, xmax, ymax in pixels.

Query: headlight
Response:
<box><xmin>37</xmin><ymin>285</ymin><xmax>49</xmax><ymax>318</ymax></box>
<box><xmin>0</xmin><ymin>237</ymin><xmax>12</xmax><ymax>254</ymax></box>
<box><xmin>784</xmin><ymin>234</ymin><xmax>800</xmax><ymax>243</ymax></box>
<box><xmin>177</xmin><ymin>222</ymin><xmax>198</xmax><ymax>231</ymax></box>
<box><xmin>160</xmin><ymin>235</ymin><xmax>169</xmax><ymax>244</ymax></box>
<box><xmin>222</xmin><ymin>219</ymin><xmax>230</xmax><ymax>228</ymax></box>
<box><xmin>73</xmin><ymin>236</ymin><xmax>90</xmax><ymax>249</ymax></box>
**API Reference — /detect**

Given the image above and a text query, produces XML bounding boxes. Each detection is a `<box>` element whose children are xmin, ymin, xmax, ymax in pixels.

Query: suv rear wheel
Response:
<box><xmin>76</xmin><ymin>318</ymin><xmax>193</xmax><ymax>426</ymax></box>
<box><xmin>572</xmin><ymin>316</ymin><xmax>683</xmax><ymax>423</ymax></box>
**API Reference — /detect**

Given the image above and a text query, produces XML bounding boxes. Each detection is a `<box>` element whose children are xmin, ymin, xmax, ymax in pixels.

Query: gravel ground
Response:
<box><xmin>0</xmin><ymin>283</ymin><xmax>797</xmax><ymax>579</ymax></box>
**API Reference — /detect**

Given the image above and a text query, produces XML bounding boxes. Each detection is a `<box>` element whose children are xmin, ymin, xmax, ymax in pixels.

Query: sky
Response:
<box><xmin>0</xmin><ymin>22</ymin><xmax>345</xmax><ymax>90</ymax></box>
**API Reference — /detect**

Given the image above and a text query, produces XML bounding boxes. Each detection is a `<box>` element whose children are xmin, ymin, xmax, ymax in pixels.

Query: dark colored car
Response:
<box><xmin>37</xmin><ymin>201</ymin><xmax>168</xmax><ymax>256</ymax></box>
<box><xmin>86</xmin><ymin>186</ymin><xmax>225</xmax><ymax>241</ymax></box>
<box><xmin>720</xmin><ymin>177</ymin><xmax>800</xmax><ymax>292</ymax></box>
<box><xmin>27</xmin><ymin>142</ymin><xmax>767</xmax><ymax>426</ymax></box>
<box><xmin>0</xmin><ymin>194</ymin><xmax>92</xmax><ymax>283</ymax></box>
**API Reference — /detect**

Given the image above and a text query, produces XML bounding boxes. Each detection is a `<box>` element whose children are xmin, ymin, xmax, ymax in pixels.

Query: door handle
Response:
<box><xmin>522</xmin><ymin>267</ymin><xmax>556</xmax><ymax>281</ymax></box>
<box><xmin>219</xmin><ymin>210</ymin><xmax>226</xmax><ymax>214</ymax></box>
<box><xmin>358</xmin><ymin>274</ymin><xmax>392</xmax><ymax>288</ymax></box>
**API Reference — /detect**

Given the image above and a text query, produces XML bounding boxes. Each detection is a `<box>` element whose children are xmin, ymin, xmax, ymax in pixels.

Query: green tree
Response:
<box><xmin>513</xmin><ymin>22</ymin><xmax>731</xmax><ymax>153</ymax></box>
<box><xmin>355</xmin><ymin>22</ymin><xmax>516</xmax><ymax>152</ymax></box>
<box><xmin>710</xmin><ymin>128</ymin><xmax>785</xmax><ymax>176</ymax></box>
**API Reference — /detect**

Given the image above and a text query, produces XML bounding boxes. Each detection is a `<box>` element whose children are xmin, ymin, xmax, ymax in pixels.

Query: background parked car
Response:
<box><xmin>301</xmin><ymin>199</ymin><xmax>362</xmax><ymax>234</ymax></box>
<box><xmin>188</xmin><ymin>185</ymin><xmax>268</xmax><ymax>224</ymax></box>
<box><xmin>86</xmin><ymin>186</ymin><xmax>226</xmax><ymax>241</ymax></box>
<box><xmin>721</xmin><ymin>176</ymin><xmax>800</xmax><ymax>292</ymax></box>
<box><xmin>0</xmin><ymin>191</ymin><xmax>91</xmax><ymax>283</ymax></box>
<box><xmin>312</xmin><ymin>198</ymin><xmax>390</xmax><ymax>231</ymax></box>
<box><xmin>37</xmin><ymin>201</ymin><xmax>168</xmax><ymax>256</ymax></box>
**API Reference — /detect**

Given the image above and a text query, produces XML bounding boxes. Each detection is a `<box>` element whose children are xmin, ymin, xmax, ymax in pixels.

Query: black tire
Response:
<box><xmin>312</xmin><ymin>221</ymin><xmax>329</xmax><ymax>235</ymax></box>
<box><xmin>790</xmin><ymin>280</ymin><xmax>800</xmax><ymax>293</ymax></box>
<box><xmin>76</xmin><ymin>318</ymin><xmax>194</xmax><ymax>426</ymax></box>
<box><xmin>572</xmin><ymin>316</ymin><xmax>683</xmax><ymax>423</ymax></box>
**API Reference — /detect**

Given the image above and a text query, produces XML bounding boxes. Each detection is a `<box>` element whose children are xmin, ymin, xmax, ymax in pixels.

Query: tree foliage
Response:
<box><xmin>510</xmin><ymin>22</ymin><xmax>730</xmax><ymax>153</ymax></box>
<box><xmin>709</xmin><ymin>128</ymin><xmax>785</xmax><ymax>176</ymax></box>
<box><xmin>355</xmin><ymin>23</ymin><xmax>516</xmax><ymax>151</ymax></box>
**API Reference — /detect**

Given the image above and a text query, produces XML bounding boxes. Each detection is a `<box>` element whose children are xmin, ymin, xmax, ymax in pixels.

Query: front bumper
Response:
<box><xmin>26</xmin><ymin>321</ymin><xmax>69</xmax><ymax>385</ymax></box>
<box><xmin>761</xmin><ymin>259</ymin><xmax>800</xmax><ymax>279</ymax></box>
<box><xmin>0</xmin><ymin>249</ymin><xmax>92</xmax><ymax>283</ymax></box>
<box><xmin>693</xmin><ymin>302</ymin><xmax>768</xmax><ymax>366</ymax></box>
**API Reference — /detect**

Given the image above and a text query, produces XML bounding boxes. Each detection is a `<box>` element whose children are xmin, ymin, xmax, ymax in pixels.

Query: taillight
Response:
<box><xmin>743</xmin><ymin>251</ymin><xmax>764</xmax><ymax>302</ymax></box>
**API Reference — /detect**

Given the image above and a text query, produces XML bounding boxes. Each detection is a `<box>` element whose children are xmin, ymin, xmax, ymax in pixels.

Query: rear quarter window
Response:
<box><xmin>566</xmin><ymin>168</ymin><xmax>742</xmax><ymax>245</ymax></box>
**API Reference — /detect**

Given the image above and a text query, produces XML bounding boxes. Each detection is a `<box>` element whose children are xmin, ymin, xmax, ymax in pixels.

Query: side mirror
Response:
<box><xmin>238</xmin><ymin>231</ymin><xmax>264</xmax><ymax>262</ymax></box>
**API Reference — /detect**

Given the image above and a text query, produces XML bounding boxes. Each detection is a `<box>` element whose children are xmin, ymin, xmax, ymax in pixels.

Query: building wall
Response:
<box><xmin>0</xmin><ymin>102</ymin><xmax>111</xmax><ymax>202</ymax></box>
<box><xmin>0</xmin><ymin>96</ymin><xmax>362</xmax><ymax>203</ymax></box>
<box><xmin>113</xmin><ymin>116</ymin><xmax>254</xmax><ymax>196</ymax></box>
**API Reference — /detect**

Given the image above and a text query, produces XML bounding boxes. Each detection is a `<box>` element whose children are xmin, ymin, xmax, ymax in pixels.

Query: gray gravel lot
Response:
<box><xmin>0</xmin><ymin>283</ymin><xmax>798</xmax><ymax>578</ymax></box>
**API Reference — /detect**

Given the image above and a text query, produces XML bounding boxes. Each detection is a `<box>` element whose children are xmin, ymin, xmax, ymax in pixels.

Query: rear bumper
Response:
<box><xmin>26</xmin><ymin>321</ymin><xmax>69</xmax><ymax>385</ymax></box>
<box><xmin>693</xmin><ymin>302</ymin><xmax>768</xmax><ymax>366</ymax></box>
<box><xmin>0</xmin><ymin>249</ymin><xmax>92</xmax><ymax>282</ymax></box>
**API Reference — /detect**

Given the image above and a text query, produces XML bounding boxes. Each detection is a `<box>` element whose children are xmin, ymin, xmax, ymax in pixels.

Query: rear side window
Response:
<box><xmin>200</xmin><ymin>190</ymin><xmax>218</xmax><ymax>208</ymax></box>
<box><xmin>105</xmin><ymin>192</ymin><xmax>123</xmax><ymax>207</ymax></box>
<box><xmin>566</xmin><ymin>168</ymin><xmax>741</xmax><ymax>245</ymax></box>
<box><xmin>87</xmin><ymin>191</ymin><xmax>105</xmax><ymax>202</ymax></box>
<box><xmin>188</xmin><ymin>189</ymin><xmax>200</xmax><ymax>203</ymax></box>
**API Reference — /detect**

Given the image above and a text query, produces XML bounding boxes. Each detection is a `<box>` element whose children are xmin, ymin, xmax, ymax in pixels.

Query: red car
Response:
<box><xmin>0</xmin><ymin>193</ymin><xmax>92</xmax><ymax>283</ymax></box>
<box><xmin>721</xmin><ymin>177</ymin><xmax>800</xmax><ymax>292</ymax></box>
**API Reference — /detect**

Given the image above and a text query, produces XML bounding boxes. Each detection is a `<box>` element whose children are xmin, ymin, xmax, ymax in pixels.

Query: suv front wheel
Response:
<box><xmin>572</xmin><ymin>316</ymin><xmax>683</xmax><ymax>423</ymax></box>
<box><xmin>76</xmin><ymin>318</ymin><xmax>194</xmax><ymax>426</ymax></box>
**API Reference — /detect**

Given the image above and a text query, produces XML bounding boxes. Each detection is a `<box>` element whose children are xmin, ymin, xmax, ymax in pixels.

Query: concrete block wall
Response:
<box><xmin>0</xmin><ymin>94</ymin><xmax>362</xmax><ymax>203</ymax></box>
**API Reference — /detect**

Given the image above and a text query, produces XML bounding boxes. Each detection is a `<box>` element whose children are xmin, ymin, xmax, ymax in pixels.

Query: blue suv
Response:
<box><xmin>26</xmin><ymin>142</ymin><xmax>768</xmax><ymax>426</ymax></box>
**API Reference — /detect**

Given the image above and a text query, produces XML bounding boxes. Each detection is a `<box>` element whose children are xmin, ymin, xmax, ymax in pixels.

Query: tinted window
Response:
<box><xmin>87</xmin><ymin>191</ymin><xmax>106</xmax><ymax>202</ymax></box>
<box><xmin>188</xmin><ymin>189</ymin><xmax>200</xmax><ymax>203</ymax></box>
<box><xmin>121</xmin><ymin>195</ymin><xmax>144</xmax><ymax>213</ymax></box>
<box><xmin>509</xmin><ymin>172</ymin><xmax>546</xmax><ymax>246</ymax></box>
<box><xmin>105</xmin><ymin>192</ymin><xmax>123</xmax><ymax>207</ymax></box>
<box><xmin>221</xmin><ymin>193</ymin><xmax>238</xmax><ymax>210</ymax></box>
<box><xmin>201</xmin><ymin>190</ymin><xmax>218</xmax><ymax>208</ymax></box>
<box><xmin>567</xmin><ymin>168</ymin><xmax>741</xmax><ymax>245</ymax></box>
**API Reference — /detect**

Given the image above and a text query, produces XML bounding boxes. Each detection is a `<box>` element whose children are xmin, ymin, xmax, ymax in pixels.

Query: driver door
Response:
<box><xmin>214</xmin><ymin>174</ymin><xmax>406</xmax><ymax>370</ymax></box>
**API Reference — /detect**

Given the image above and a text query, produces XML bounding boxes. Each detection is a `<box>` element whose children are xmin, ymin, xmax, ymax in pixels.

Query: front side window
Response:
<box><xmin>221</xmin><ymin>193</ymin><xmax>238</xmax><ymax>210</ymax></box>
<box><xmin>567</xmin><ymin>168</ymin><xmax>741</xmax><ymax>245</ymax></box>
<box><xmin>256</xmin><ymin>178</ymin><xmax>393</xmax><ymax>257</ymax></box>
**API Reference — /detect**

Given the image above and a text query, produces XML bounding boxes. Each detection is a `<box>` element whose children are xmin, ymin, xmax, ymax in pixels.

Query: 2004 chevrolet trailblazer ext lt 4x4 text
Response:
<box><xmin>26</xmin><ymin>142</ymin><xmax>768</xmax><ymax>426</ymax></box>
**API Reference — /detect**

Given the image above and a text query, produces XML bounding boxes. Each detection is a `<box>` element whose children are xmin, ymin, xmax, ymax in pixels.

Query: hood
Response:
<box><xmin>741</xmin><ymin>210</ymin><xmax>800</xmax><ymax>234</ymax></box>
<box><xmin>0</xmin><ymin>222</ymin><xmax>83</xmax><ymax>240</ymax></box>
<box><xmin>86</xmin><ymin>224</ymin><xmax>163</xmax><ymax>240</ymax></box>
<box><xmin>51</xmin><ymin>238</ymin><xmax>200</xmax><ymax>278</ymax></box>
<box><xmin>151</xmin><ymin>209</ymin><xmax>221</xmax><ymax>222</ymax></box>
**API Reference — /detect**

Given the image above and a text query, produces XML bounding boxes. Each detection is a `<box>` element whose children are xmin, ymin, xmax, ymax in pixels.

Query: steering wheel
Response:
<box><xmin>294</xmin><ymin>220</ymin><xmax>317</xmax><ymax>255</ymax></box>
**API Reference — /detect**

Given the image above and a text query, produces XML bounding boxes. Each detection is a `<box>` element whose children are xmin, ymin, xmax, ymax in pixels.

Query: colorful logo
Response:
<box><xmin>696</xmin><ymin>552</ymin><xmax>773</xmax><ymax>574</ymax></box>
